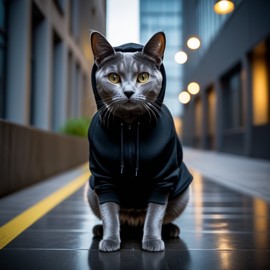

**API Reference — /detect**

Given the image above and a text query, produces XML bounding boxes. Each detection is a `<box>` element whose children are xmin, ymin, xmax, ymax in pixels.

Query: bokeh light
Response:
<box><xmin>214</xmin><ymin>0</ymin><xmax>235</xmax><ymax>14</ymax></box>
<box><xmin>187</xmin><ymin>37</ymin><xmax>201</xmax><ymax>50</ymax></box>
<box><xmin>187</xmin><ymin>82</ymin><xmax>200</xmax><ymax>95</ymax></box>
<box><xmin>178</xmin><ymin>91</ymin><xmax>191</xmax><ymax>104</ymax></box>
<box><xmin>174</xmin><ymin>51</ymin><xmax>188</xmax><ymax>64</ymax></box>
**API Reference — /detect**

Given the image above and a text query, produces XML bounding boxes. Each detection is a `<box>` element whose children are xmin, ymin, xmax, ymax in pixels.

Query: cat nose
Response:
<box><xmin>123</xmin><ymin>90</ymin><xmax>134</xmax><ymax>98</ymax></box>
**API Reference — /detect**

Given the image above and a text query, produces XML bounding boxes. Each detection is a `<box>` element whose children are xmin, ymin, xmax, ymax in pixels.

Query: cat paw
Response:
<box><xmin>93</xmin><ymin>224</ymin><xmax>103</xmax><ymax>238</ymax></box>
<box><xmin>142</xmin><ymin>239</ymin><xmax>165</xmax><ymax>252</ymax></box>
<box><xmin>99</xmin><ymin>239</ymin><xmax>120</xmax><ymax>252</ymax></box>
<box><xmin>162</xmin><ymin>223</ymin><xmax>180</xmax><ymax>239</ymax></box>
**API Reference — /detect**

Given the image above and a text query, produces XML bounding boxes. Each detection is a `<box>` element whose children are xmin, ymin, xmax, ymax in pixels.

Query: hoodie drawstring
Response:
<box><xmin>120</xmin><ymin>122</ymin><xmax>140</xmax><ymax>176</ymax></box>
<box><xmin>135</xmin><ymin>122</ymin><xmax>140</xmax><ymax>177</ymax></box>
<box><xmin>120</xmin><ymin>123</ymin><xmax>124</xmax><ymax>174</ymax></box>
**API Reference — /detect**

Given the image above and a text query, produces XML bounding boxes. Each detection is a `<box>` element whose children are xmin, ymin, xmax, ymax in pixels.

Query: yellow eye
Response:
<box><xmin>108</xmin><ymin>73</ymin><xmax>120</xmax><ymax>84</ymax></box>
<box><xmin>137</xmin><ymin>72</ymin><xmax>149</xmax><ymax>83</ymax></box>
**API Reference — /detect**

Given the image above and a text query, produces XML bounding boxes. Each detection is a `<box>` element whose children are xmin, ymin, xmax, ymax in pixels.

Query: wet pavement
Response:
<box><xmin>0</xmin><ymin>164</ymin><xmax>270</xmax><ymax>270</ymax></box>
<box><xmin>184</xmin><ymin>147</ymin><xmax>270</xmax><ymax>202</ymax></box>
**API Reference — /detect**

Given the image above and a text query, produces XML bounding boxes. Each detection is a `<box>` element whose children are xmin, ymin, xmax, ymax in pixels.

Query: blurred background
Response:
<box><xmin>0</xmin><ymin>0</ymin><xmax>270</xmax><ymax>197</ymax></box>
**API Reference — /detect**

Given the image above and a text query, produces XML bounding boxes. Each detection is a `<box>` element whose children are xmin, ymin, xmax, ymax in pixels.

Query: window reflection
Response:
<box><xmin>190</xmin><ymin>170</ymin><xmax>204</xmax><ymax>232</ymax></box>
<box><xmin>251</xmin><ymin>40</ymin><xmax>270</xmax><ymax>126</ymax></box>
<box><xmin>206</xmin><ymin>86</ymin><xmax>216</xmax><ymax>149</ymax></box>
<box><xmin>222</xmin><ymin>64</ymin><xmax>243</xmax><ymax>130</ymax></box>
<box><xmin>253</xmin><ymin>197</ymin><xmax>269</xmax><ymax>249</ymax></box>
<box><xmin>0</xmin><ymin>0</ymin><xmax>6</xmax><ymax>118</ymax></box>
<box><xmin>194</xmin><ymin>97</ymin><xmax>203</xmax><ymax>147</ymax></box>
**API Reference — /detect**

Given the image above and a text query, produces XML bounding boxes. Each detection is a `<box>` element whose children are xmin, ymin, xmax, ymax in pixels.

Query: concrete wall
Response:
<box><xmin>0</xmin><ymin>120</ymin><xmax>88</xmax><ymax>198</ymax></box>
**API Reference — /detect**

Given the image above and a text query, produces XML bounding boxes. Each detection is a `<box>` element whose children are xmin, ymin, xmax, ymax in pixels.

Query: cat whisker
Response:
<box><xmin>144</xmin><ymin>103</ymin><xmax>158</xmax><ymax>124</ymax></box>
<box><xmin>143</xmin><ymin>104</ymin><xmax>154</xmax><ymax>123</ymax></box>
<box><xmin>98</xmin><ymin>101</ymin><xmax>115</xmax><ymax>127</ymax></box>
<box><xmin>106</xmin><ymin>104</ymin><xmax>118</xmax><ymax>127</ymax></box>
<box><xmin>97</xmin><ymin>95</ymin><xmax>168</xmax><ymax>127</ymax></box>
<box><xmin>98</xmin><ymin>100</ymin><xmax>116</xmax><ymax>127</ymax></box>
<box><xmin>148</xmin><ymin>100</ymin><xmax>171</xmax><ymax>119</ymax></box>
<box><xmin>134</xmin><ymin>97</ymin><xmax>159</xmax><ymax>124</ymax></box>
<box><xmin>147</xmin><ymin>101</ymin><xmax>169</xmax><ymax>129</ymax></box>
<box><xmin>112</xmin><ymin>95</ymin><xmax>124</xmax><ymax>102</ymax></box>
<box><xmin>146</xmin><ymin>101</ymin><xmax>168</xmax><ymax>127</ymax></box>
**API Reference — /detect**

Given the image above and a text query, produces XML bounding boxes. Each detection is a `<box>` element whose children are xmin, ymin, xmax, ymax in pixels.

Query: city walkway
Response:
<box><xmin>0</xmin><ymin>149</ymin><xmax>270</xmax><ymax>269</ymax></box>
<box><xmin>184</xmin><ymin>147</ymin><xmax>270</xmax><ymax>202</ymax></box>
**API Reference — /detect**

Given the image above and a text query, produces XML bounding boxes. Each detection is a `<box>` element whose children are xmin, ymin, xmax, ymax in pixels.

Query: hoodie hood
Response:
<box><xmin>91</xmin><ymin>42</ymin><xmax>166</xmax><ymax>115</ymax></box>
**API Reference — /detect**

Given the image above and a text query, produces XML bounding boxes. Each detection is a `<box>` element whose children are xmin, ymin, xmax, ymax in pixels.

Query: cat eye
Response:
<box><xmin>137</xmin><ymin>72</ymin><xmax>149</xmax><ymax>83</ymax></box>
<box><xmin>108</xmin><ymin>73</ymin><xmax>120</xmax><ymax>84</ymax></box>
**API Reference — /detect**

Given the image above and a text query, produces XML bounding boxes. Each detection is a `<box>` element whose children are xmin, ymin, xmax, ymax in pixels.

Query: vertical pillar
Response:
<box><xmin>215</xmin><ymin>79</ymin><xmax>223</xmax><ymax>151</ymax></box>
<box><xmin>6</xmin><ymin>0</ymin><xmax>31</xmax><ymax>124</ymax></box>
<box><xmin>71</xmin><ymin>60</ymin><xmax>77</xmax><ymax>118</ymax></box>
<box><xmin>76</xmin><ymin>67</ymin><xmax>82</xmax><ymax>117</ymax></box>
<box><xmin>32</xmin><ymin>19</ymin><xmax>52</xmax><ymax>130</ymax></box>
<box><xmin>189</xmin><ymin>99</ymin><xmax>195</xmax><ymax>147</ymax></box>
<box><xmin>52</xmin><ymin>42</ymin><xmax>68</xmax><ymax>131</ymax></box>
<box><xmin>242</xmin><ymin>55</ymin><xmax>252</xmax><ymax>156</ymax></box>
<box><xmin>70</xmin><ymin>0</ymin><xmax>80</xmax><ymax>41</ymax></box>
<box><xmin>201</xmin><ymin>89</ymin><xmax>208</xmax><ymax>149</ymax></box>
<box><xmin>66</xmin><ymin>52</ymin><xmax>73</xmax><ymax>119</ymax></box>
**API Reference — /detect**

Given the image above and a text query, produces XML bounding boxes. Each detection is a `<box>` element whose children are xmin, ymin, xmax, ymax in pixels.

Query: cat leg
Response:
<box><xmin>142</xmin><ymin>202</ymin><xmax>168</xmax><ymax>252</ymax></box>
<box><xmin>99</xmin><ymin>202</ymin><xmax>121</xmax><ymax>252</ymax></box>
<box><xmin>86</xmin><ymin>183</ymin><xmax>101</xmax><ymax>219</ymax></box>
<box><xmin>163</xmin><ymin>187</ymin><xmax>190</xmax><ymax>238</ymax></box>
<box><xmin>86</xmin><ymin>184</ymin><xmax>121</xmax><ymax>251</ymax></box>
<box><xmin>86</xmin><ymin>184</ymin><xmax>103</xmax><ymax>237</ymax></box>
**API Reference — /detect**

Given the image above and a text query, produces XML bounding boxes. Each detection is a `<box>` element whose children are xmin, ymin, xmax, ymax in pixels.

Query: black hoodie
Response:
<box><xmin>88</xmin><ymin>43</ymin><xmax>193</xmax><ymax>208</ymax></box>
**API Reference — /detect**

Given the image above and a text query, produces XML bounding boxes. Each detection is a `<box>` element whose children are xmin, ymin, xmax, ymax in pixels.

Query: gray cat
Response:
<box><xmin>87</xmin><ymin>31</ymin><xmax>193</xmax><ymax>252</ymax></box>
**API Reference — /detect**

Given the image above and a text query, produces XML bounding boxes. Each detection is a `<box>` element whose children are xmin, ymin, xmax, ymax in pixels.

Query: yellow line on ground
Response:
<box><xmin>0</xmin><ymin>170</ymin><xmax>90</xmax><ymax>250</ymax></box>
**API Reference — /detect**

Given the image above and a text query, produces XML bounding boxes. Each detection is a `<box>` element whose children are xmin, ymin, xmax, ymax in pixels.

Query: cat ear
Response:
<box><xmin>142</xmin><ymin>32</ymin><xmax>166</xmax><ymax>66</ymax></box>
<box><xmin>91</xmin><ymin>31</ymin><xmax>115</xmax><ymax>66</ymax></box>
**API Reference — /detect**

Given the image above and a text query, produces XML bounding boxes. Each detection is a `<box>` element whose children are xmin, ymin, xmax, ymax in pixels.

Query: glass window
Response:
<box><xmin>207</xmin><ymin>86</ymin><xmax>216</xmax><ymax>136</ymax></box>
<box><xmin>53</xmin><ymin>0</ymin><xmax>66</xmax><ymax>14</ymax></box>
<box><xmin>67</xmin><ymin>52</ymin><xmax>73</xmax><ymax>119</ymax></box>
<box><xmin>251</xmin><ymin>40</ymin><xmax>270</xmax><ymax>125</ymax></box>
<box><xmin>140</xmin><ymin>0</ymin><xmax>183</xmax><ymax>116</ymax></box>
<box><xmin>30</xmin><ymin>4</ymin><xmax>44</xmax><ymax>126</ymax></box>
<box><xmin>195</xmin><ymin>96</ymin><xmax>202</xmax><ymax>137</ymax></box>
<box><xmin>0</xmin><ymin>0</ymin><xmax>6</xmax><ymax>118</ymax></box>
<box><xmin>51</xmin><ymin>32</ymin><xmax>62</xmax><ymax>131</ymax></box>
<box><xmin>222</xmin><ymin>65</ymin><xmax>243</xmax><ymax>129</ymax></box>
<box><xmin>70</xmin><ymin>0</ymin><xmax>80</xmax><ymax>42</ymax></box>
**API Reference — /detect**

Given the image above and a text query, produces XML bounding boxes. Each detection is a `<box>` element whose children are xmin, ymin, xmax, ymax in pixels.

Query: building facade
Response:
<box><xmin>0</xmin><ymin>0</ymin><xmax>106</xmax><ymax>132</ymax></box>
<box><xmin>182</xmin><ymin>0</ymin><xmax>270</xmax><ymax>160</ymax></box>
<box><xmin>140</xmin><ymin>0</ymin><xmax>183</xmax><ymax>117</ymax></box>
<box><xmin>0</xmin><ymin>0</ymin><xmax>106</xmax><ymax>196</ymax></box>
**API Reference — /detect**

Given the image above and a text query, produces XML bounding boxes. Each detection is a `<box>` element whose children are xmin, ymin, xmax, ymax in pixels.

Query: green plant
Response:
<box><xmin>60</xmin><ymin>117</ymin><xmax>91</xmax><ymax>137</ymax></box>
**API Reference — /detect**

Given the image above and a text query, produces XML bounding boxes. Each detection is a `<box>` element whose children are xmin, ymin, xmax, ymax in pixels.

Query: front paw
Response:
<box><xmin>142</xmin><ymin>239</ymin><xmax>165</xmax><ymax>252</ymax></box>
<box><xmin>99</xmin><ymin>239</ymin><xmax>120</xmax><ymax>252</ymax></box>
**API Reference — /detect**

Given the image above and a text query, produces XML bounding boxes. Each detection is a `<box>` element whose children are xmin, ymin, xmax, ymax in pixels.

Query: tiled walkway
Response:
<box><xmin>0</xmin><ymin>165</ymin><xmax>270</xmax><ymax>269</ymax></box>
<box><xmin>184</xmin><ymin>147</ymin><xmax>270</xmax><ymax>202</ymax></box>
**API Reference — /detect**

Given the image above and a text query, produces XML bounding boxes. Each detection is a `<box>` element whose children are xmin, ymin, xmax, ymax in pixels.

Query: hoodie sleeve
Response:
<box><xmin>88</xmin><ymin>114</ymin><xmax>120</xmax><ymax>205</ymax></box>
<box><xmin>148</xmin><ymin>108</ymin><xmax>184</xmax><ymax>205</ymax></box>
<box><xmin>149</xmin><ymin>134</ymin><xmax>180</xmax><ymax>204</ymax></box>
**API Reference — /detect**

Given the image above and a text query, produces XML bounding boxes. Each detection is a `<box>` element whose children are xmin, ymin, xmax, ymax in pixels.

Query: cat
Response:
<box><xmin>87</xmin><ymin>31</ymin><xmax>193</xmax><ymax>252</ymax></box>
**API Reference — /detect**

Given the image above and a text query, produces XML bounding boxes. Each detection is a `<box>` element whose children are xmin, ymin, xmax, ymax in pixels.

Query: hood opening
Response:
<box><xmin>91</xmin><ymin>42</ymin><xmax>166</xmax><ymax>119</ymax></box>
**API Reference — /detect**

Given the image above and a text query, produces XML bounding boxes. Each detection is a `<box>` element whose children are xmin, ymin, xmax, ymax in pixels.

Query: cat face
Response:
<box><xmin>91</xmin><ymin>32</ymin><xmax>166</xmax><ymax>124</ymax></box>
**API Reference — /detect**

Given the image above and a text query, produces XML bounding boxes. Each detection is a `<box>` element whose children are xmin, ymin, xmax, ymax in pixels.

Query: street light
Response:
<box><xmin>214</xmin><ymin>0</ymin><xmax>234</xmax><ymax>14</ymax></box>
<box><xmin>187</xmin><ymin>82</ymin><xmax>200</xmax><ymax>95</ymax></box>
<box><xmin>178</xmin><ymin>91</ymin><xmax>191</xmax><ymax>104</ymax></box>
<box><xmin>175</xmin><ymin>51</ymin><xmax>188</xmax><ymax>64</ymax></box>
<box><xmin>187</xmin><ymin>37</ymin><xmax>201</xmax><ymax>50</ymax></box>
